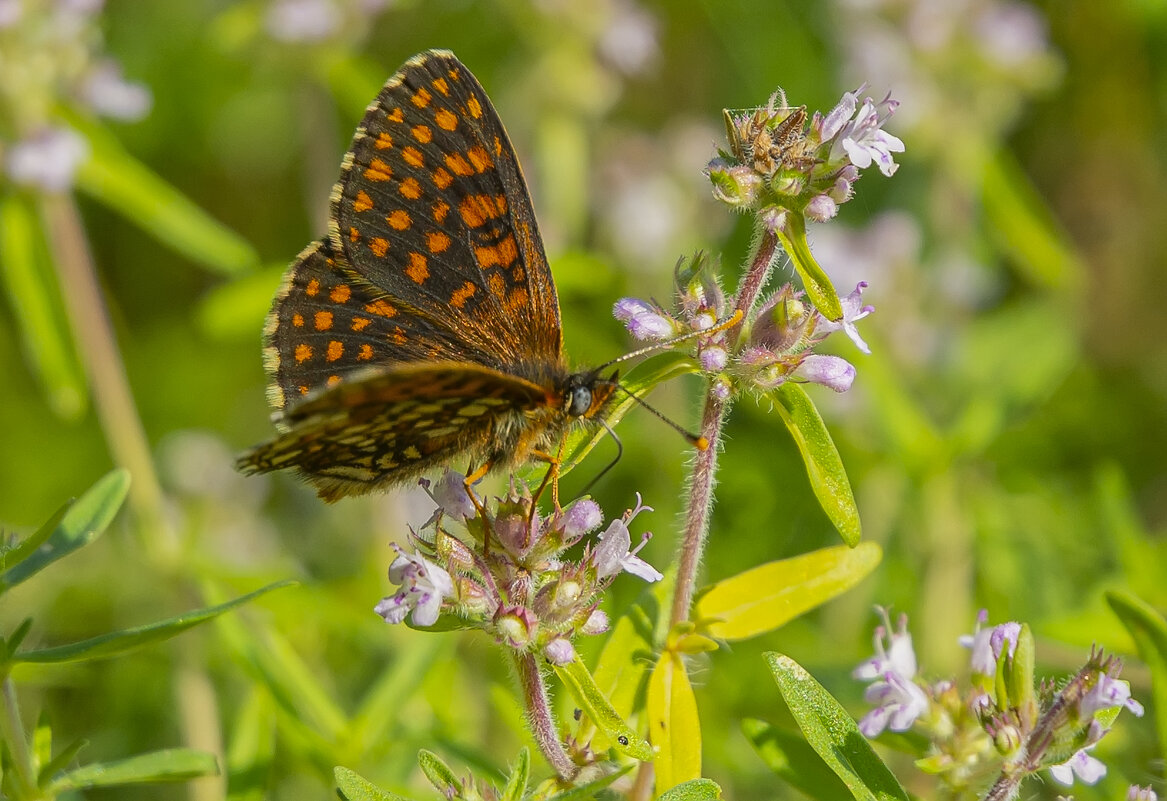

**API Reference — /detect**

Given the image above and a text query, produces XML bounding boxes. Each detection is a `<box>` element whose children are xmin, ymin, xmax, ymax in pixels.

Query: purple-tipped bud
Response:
<box><xmin>699</xmin><ymin>345</ymin><xmax>728</xmax><ymax>372</ymax></box>
<box><xmin>805</xmin><ymin>193</ymin><xmax>838</xmax><ymax>222</ymax></box>
<box><xmin>544</xmin><ymin>638</ymin><xmax>576</xmax><ymax>666</ymax></box>
<box><xmin>563</xmin><ymin>498</ymin><xmax>602</xmax><ymax>540</ymax></box>
<box><xmin>581</xmin><ymin>608</ymin><xmax>609</xmax><ymax>635</ymax></box>
<box><xmin>613</xmin><ymin>298</ymin><xmax>677</xmax><ymax>341</ymax></box>
<box><xmin>796</xmin><ymin>354</ymin><xmax>856</xmax><ymax>392</ymax></box>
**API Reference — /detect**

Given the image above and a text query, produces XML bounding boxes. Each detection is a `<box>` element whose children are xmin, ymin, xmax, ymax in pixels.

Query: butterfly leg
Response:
<box><xmin>464</xmin><ymin>460</ymin><xmax>495</xmax><ymax>551</ymax></box>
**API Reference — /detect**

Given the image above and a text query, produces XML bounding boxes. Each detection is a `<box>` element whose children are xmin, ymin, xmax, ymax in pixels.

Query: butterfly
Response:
<box><xmin>236</xmin><ymin>50</ymin><xmax>619</xmax><ymax>502</ymax></box>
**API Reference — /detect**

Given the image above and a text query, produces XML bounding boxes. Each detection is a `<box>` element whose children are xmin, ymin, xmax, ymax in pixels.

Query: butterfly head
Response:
<box><xmin>562</xmin><ymin>371</ymin><xmax>619</xmax><ymax>420</ymax></box>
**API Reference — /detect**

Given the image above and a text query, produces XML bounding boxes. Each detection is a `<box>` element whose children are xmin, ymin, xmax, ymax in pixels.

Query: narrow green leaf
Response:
<box><xmin>542</xmin><ymin>763</ymin><xmax>634</xmax><ymax>801</ymax></box>
<box><xmin>499</xmin><ymin>747</ymin><xmax>529</xmax><ymax>801</ymax></box>
<box><xmin>647</xmin><ymin>651</ymin><xmax>701</xmax><ymax>795</ymax></box>
<box><xmin>46</xmin><ymin>748</ymin><xmax>218</xmax><ymax>792</ymax></box>
<box><xmin>554</xmin><ymin>657</ymin><xmax>653</xmax><ymax>761</ymax></box>
<box><xmin>334</xmin><ymin>766</ymin><xmax>414</xmax><ymax>801</ymax></box>
<box><xmin>0</xmin><ymin>469</ymin><xmax>130</xmax><ymax>592</ymax></box>
<box><xmin>224</xmin><ymin>689</ymin><xmax>275</xmax><ymax>801</ymax></box>
<box><xmin>2</xmin><ymin>502</ymin><xmax>68</xmax><ymax>576</ymax></box>
<box><xmin>14</xmin><ymin>581</ymin><xmax>292</xmax><ymax>664</ymax></box>
<box><xmin>67</xmin><ymin>115</ymin><xmax>259</xmax><ymax>275</ymax></box>
<box><xmin>772</xmin><ymin>383</ymin><xmax>862</xmax><ymax>545</ymax></box>
<box><xmin>351</xmin><ymin>636</ymin><xmax>446</xmax><ymax>753</ymax></box>
<box><xmin>417</xmin><ymin>749</ymin><xmax>460</xmax><ymax>796</ymax></box>
<box><xmin>4</xmin><ymin>618</ymin><xmax>33</xmax><ymax>659</ymax></box>
<box><xmin>1105</xmin><ymin>591</ymin><xmax>1167</xmax><ymax>757</ymax></box>
<box><xmin>695</xmin><ymin>543</ymin><xmax>881</xmax><ymax>641</ymax></box>
<box><xmin>773</xmin><ymin>212</ymin><xmax>843</xmax><ymax>321</ymax></box>
<box><xmin>573</xmin><ymin>605</ymin><xmax>654</xmax><ymax>752</ymax></box>
<box><xmin>658</xmin><ymin>778</ymin><xmax>722</xmax><ymax>800</ymax></box>
<box><xmin>742</xmin><ymin>718</ymin><xmax>852</xmax><ymax>801</ymax></box>
<box><xmin>766</xmin><ymin>653</ymin><xmax>909</xmax><ymax>801</ymax></box>
<box><xmin>0</xmin><ymin>191</ymin><xmax>86</xmax><ymax>418</ymax></box>
<box><xmin>37</xmin><ymin>737</ymin><xmax>88</xmax><ymax>790</ymax></box>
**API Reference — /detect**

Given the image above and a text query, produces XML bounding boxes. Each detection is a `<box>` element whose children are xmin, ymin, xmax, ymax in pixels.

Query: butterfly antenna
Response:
<box><xmin>594</xmin><ymin>308</ymin><xmax>744</xmax><ymax>372</ymax></box>
<box><xmin>597</xmin><ymin>378</ymin><xmax>709</xmax><ymax>451</ymax></box>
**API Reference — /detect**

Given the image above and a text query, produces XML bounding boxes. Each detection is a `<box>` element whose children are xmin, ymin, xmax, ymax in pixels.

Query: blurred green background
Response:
<box><xmin>2</xmin><ymin>0</ymin><xmax>1165</xmax><ymax>798</ymax></box>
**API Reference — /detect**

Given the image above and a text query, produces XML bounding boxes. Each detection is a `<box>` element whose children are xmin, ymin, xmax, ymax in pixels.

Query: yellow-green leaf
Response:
<box><xmin>554</xmin><ymin>657</ymin><xmax>652</xmax><ymax>761</ymax></box>
<box><xmin>647</xmin><ymin>651</ymin><xmax>701</xmax><ymax>795</ymax></box>
<box><xmin>772</xmin><ymin>383</ymin><xmax>862</xmax><ymax>545</ymax></box>
<box><xmin>695</xmin><ymin>543</ymin><xmax>881</xmax><ymax>641</ymax></box>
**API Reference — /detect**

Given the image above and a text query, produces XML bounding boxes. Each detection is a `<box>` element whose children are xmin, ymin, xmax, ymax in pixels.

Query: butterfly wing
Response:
<box><xmin>237</xmin><ymin>362</ymin><xmax>558</xmax><ymax>501</ymax></box>
<box><xmin>328</xmin><ymin>49</ymin><xmax>563</xmax><ymax>378</ymax></box>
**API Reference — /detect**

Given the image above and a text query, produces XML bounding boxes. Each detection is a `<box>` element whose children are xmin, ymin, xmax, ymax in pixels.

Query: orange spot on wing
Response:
<box><xmin>299</xmin><ymin>384</ymin><xmax>309</xmax><ymax>395</ymax></box>
<box><xmin>329</xmin><ymin>284</ymin><xmax>351</xmax><ymax>303</ymax></box>
<box><xmin>432</xmin><ymin>77</ymin><xmax>450</xmax><ymax>96</ymax></box>
<box><xmin>411</xmin><ymin>87</ymin><xmax>431</xmax><ymax>108</ymax></box>
<box><xmin>351</xmin><ymin>317</ymin><xmax>371</xmax><ymax>331</ymax></box>
<box><xmin>450</xmin><ymin>281</ymin><xmax>476</xmax><ymax>309</ymax></box>
<box><xmin>511</xmin><ymin>263</ymin><xmax>525</xmax><ymax>283</ymax></box>
<box><xmin>314</xmin><ymin>311</ymin><xmax>333</xmax><ymax>330</ymax></box>
<box><xmin>305</xmin><ymin>279</ymin><xmax>320</xmax><ymax>297</ymax></box>
<box><xmin>427</xmin><ymin>231</ymin><xmax>451</xmax><ymax>253</ymax></box>
<box><xmin>406</xmin><ymin>252</ymin><xmax>429</xmax><ymax>284</ymax></box>
<box><xmin>387</xmin><ymin>107</ymin><xmax>404</xmax><ymax>123</ymax></box>
<box><xmin>458</xmin><ymin>194</ymin><xmax>506</xmax><ymax>228</ymax></box>
<box><xmin>411</xmin><ymin>125</ymin><xmax>432</xmax><ymax>143</ymax></box>
<box><xmin>387</xmin><ymin>209</ymin><xmax>411</xmax><ymax>230</ymax></box>
<box><xmin>435</xmin><ymin>108</ymin><xmax>458</xmax><ymax>131</ymax></box>
<box><xmin>402</xmin><ymin>146</ymin><xmax>424</xmax><ymax>167</ymax></box>
<box><xmin>375</xmin><ymin>132</ymin><xmax>393</xmax><ymax>149</ymax></box>
<box><xmin>292</xmin><ymin>313</ymin><xmax>304</xmax><ymax>327</ymax></box>
<box><xmin>467</xmin><ymin>145</ymin><xmax>493</xmax><ymax>173</ymax></box>
<box><xmin>365</xmin><ymin>299</ymin><xmax>396</xmax><ymax>317</ymax></box>
<box><xmin>499</xmin><ymin>234</ymin><xmax>518</xmax><ymax>267</ymax></box>
<box><xmin>327</xmin><ymin>375</ymin><xmax>342</xmax><ymax>387</ymax></box>
<box><xmin>399</xmin><ymin>177</ymin><xmax>422</xmax><ymax>200</ymax></box>
<box><xmin>475</xmin><ymin>244</ymin><xmax>502</xmax><ymax>268</ymax></box>
<box><xmin>468</xmin><ymin>95</ymin><xmax>482</xmax><ymax>119</ymax></box>
<box><xmin>295</xmin><ymin>343</ymin><xmax>313</xmax><ymax>363</ymax></box>
<box><xmin>391</xmin><ymin>327</ymin><xmax>407</xmax><ymax>345</ymax></box>
<box><xmin>494</xmin><ymin>135</ymin><xmax>503</xmax><ymax>156</ymax></box>
<box><xmin>433</xmin><ymin>200</ymin><xmax>450</xmax><ymax>222</ymax></box>
<box><xmin>358</xmin><ymin>343</ymin><xmax>374</xmax><ymax>360</ymax></box>
<box><xmin>369</xmin><ymin>237</ymin><xmax>389</xmax><ymax>257</ymax></box>
<box><xmin>445</xmin><ymin>153</ymin><xmax>474</xmax><ymax>176</ymax></box>
<box><xmin>432</xmin><ymin>167</ymin><xmax>453</xmax><ymax>189</ymax></box>
<box><xmin>353</xmin><ymin>190</ymin><xmax>374</xmax><ymax>212</ymax></box>
<box><xmin>348</xmin><ymin>226</ymin><xmax>360</xmax><ymax>242</ymax></box>
<box><xmin>488</xmin><ymin>272</ymin><xmax>506</xmax><ymax>298</ymax></box>
<box><xmin>364</xmin><ymin>158</ymin><xmax>392</xmax><ymax>181</ymax></box>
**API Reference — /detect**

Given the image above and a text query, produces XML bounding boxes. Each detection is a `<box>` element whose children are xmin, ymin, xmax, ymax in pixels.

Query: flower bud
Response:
<box><xmin>580</xmin><ymin>608</ymin><xmax>609</xmax><ymax>635</ymax></box>
<box><xmin>706</xmin><ymin>157</ymin><xmax>762</xmax><ymax>207</ymax></box>
<box><xmin>543</xmin><ymin>638</ymin><xmax>576</xmax><ymax>666</ymax></box>
<box><xmin>494</xmin><ymin>606</ymin><xmax>538</xmax><ymax>649</ymax></box>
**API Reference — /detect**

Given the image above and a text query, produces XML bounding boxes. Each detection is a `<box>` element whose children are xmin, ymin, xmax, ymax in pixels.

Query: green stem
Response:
<box><xmin>40</xmin><ymin>193</ymin><xmax>175</xmax><ymax>558</ymax></box>
<box><xmin>2</xmin><ymin>676</ymin><xmax>36</xmax><ymax>797</ymax></box>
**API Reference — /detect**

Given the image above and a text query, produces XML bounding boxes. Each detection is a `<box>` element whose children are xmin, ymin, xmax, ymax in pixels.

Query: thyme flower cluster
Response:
<box><xmin>708</xmin><ymin>85</ymin><xmax>904</xmax><ymax>224</ymax></box>
<box><xmin>852</xmin><ymin>608</ymin><xmax>1145</xmax><ymax>797</ymax></box>
<box><xmin>375</xmin><ymin>471</ymin><xmax>662</xmax><ymax>666</ymax></box>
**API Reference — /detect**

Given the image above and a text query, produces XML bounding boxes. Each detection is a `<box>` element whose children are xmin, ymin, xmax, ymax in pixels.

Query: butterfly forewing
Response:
<box><xmin>328</xmin><ymin>49</ymin><xmax>563</xmax><ymax>374</ymax></box>
<box><xmin>237</xmin><ymin>51</ymin><xmax>603</xmax><ymax>500</ymax></box>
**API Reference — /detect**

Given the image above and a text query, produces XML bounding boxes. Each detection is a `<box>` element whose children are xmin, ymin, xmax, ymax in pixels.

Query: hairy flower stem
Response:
<box><xmin>515</xmin><ymin>652</ymin><xmax>577</xmax><ymax>780</ymax></box>
<box><xmin>670</xmin><ymin>227</ymin><xmax>778</xmax><ymax>626</ymax></box>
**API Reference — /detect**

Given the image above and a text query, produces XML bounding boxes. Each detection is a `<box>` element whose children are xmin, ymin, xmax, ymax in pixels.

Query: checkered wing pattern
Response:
<box><xmin>329</xmin><ymin>49</ymin><xmax>563</xmax><ymax>378</ymax></box>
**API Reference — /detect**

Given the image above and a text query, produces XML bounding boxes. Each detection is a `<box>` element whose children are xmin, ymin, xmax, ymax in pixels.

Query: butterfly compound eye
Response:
<box><xmin>567</xmin><ymin>384</ymin><xmax>593</xmax><ymax>417</ymax></box>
